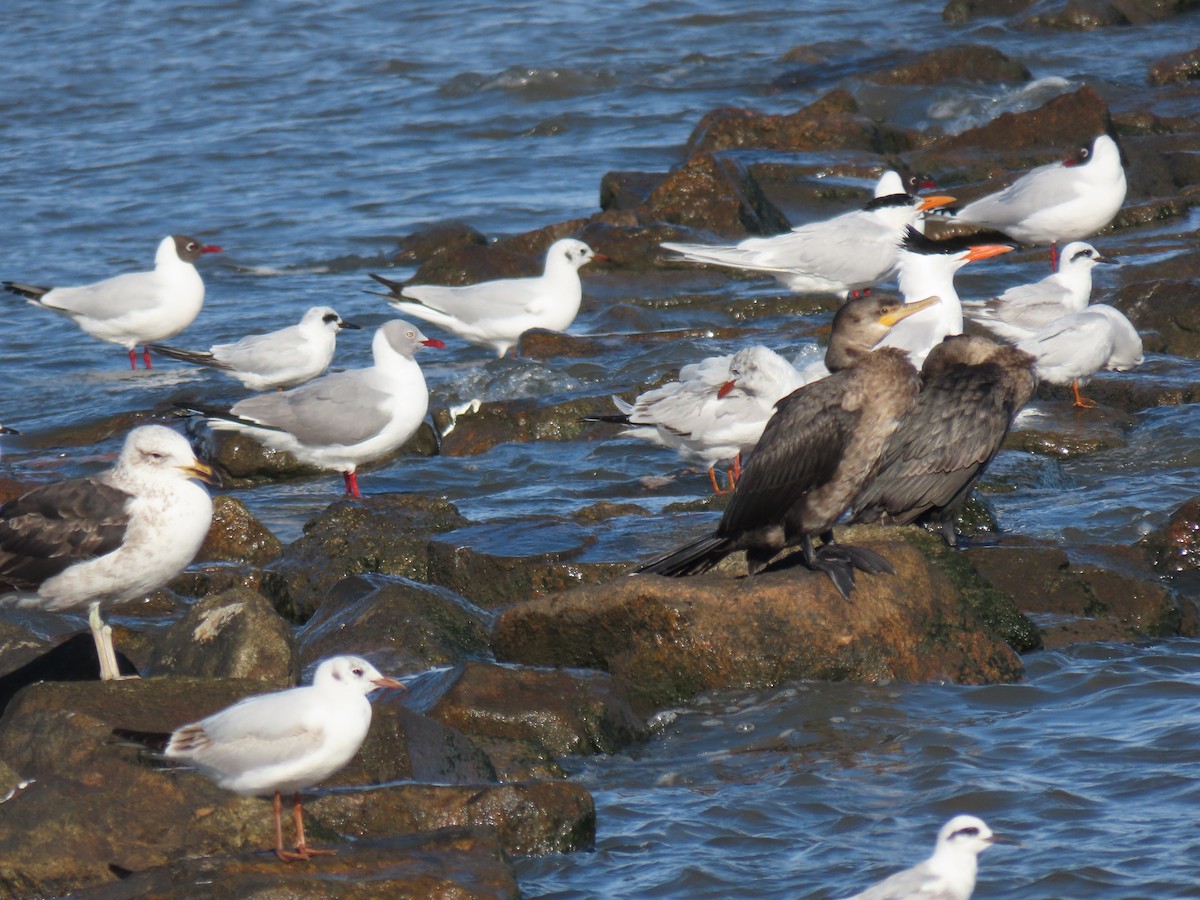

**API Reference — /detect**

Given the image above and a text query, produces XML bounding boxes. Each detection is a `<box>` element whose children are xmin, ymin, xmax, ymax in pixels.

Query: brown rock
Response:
<box><xmin>1141</xmin><ymin>496</ymin><xmax>1200</xmax><ymax>573</ymax></box>
<box><xmin>152</xmin><ymin>586</ymin><xmax>297</xmax><ymax>685</ymax></box>
<box><xmin>436</xmin><ymin>394</ymin><xmax>627</xmax><ymax>457</ymax></box>
<box><xmin>392</xmin><ymin>220</ymin><xmax>489</xmax><ymax>265</ymax></box>
<box><xmin>865</xmin><ymin>45</ymin><xmax>1031</xmax><ymax>84</ymax></box>
<box><xmin>196</xmin><ymin>495</ymin><xmax>282</xmax><ymax>565</ymax></box>
<box><xmin>1116</xmin><ymin>279</ymin><xmax>1200</xmax><ymax>358</ymax></box>
<box><xmin>296</xmin><ymin>574</ymin><xmax>491</xmax><ymax>675</ymax></box>
<box><xmin>0</xmin><ymin>620</ymin><xmax>51</xmax><ymax>679</ymax></box>
<box><xmin>493</xmin><ymin>537</ymin><xmax>1025</xmax><ymax>715</ymax></box>
<box><xmin>943</xmin><ymin>0</ymin><xmax>1036</xmax><ymax>22</ymax></box>
<box><xmin>600</xmin><ymin>171</ymin><xmax>668</xmax><ymax>211</ymax></box>
<box><xmin>642</xmin><ymin>152</ymin><xmax>791</xmax><ymax>238</ymax></box>
<box><xmin>1148</xmin><ymin>44</ymin><xmax>1200</xmax><ymax>85</ymax></box>
<box><xmin>1005</xmin><ymin>400</ymin><xmax>1132</xmax><ymax>456</ymax></box>
<box><xmin>1024</xmin><ymin>0</ymin><xmax>1129</xmax><ymax>30</ymax></box>
<box><xmin>261</xmin><ymin>495</ymin><xmax>469</xmax><ymax>622</ymax></box>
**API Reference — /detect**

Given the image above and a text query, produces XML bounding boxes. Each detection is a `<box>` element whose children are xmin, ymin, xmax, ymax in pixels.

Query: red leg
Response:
<box><xmin>342</xmin><ymin>470</ymin><xmax>361</xmax><ymax>498</ymax></box>
<box><xmin>292</xmin><ymin>792</ymin><xmax>335</xmax><ymax>859</ymax></box>
<box><xmin>1050</xmin><ymin>242</ymin><xmax>1059</xmax><ymax>270</ymax></box>
<box><xmin>128</xmin><ymin>348</ymin><xmax>138</xmax><ymax>370</ymax></box>
<box><xmin>142</xmin><ymin>346</ymin><xmax>153</xmax><ymax>369</ymax></box>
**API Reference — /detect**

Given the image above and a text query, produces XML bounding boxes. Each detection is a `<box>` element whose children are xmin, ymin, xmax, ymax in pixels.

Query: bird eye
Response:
<box><xmin>1079</xmin><ymin>147</ymin><xmax>1090</xmax><ymax>159</ymax></box>
<box><xmin>186</xmin><ymin>242</ymin><xmax>198</xmax><ymax>251</ymax></box>
<box><xmin>406</xmin><ymin>330</ymin><xmax>415</xmax><ymax>339</ymax></box>
<box><xmin>955</xmin><ymin>826</ymin><xmax>980</xmax><ymax>838</ymax></box>
<box><xmin>352</xmin><ymin>667</ymin><xmax>364</xmax><ymax>677</ymax></box>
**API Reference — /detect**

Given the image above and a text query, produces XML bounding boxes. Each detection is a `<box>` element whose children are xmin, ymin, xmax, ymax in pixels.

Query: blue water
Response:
<box><xmin>3</xmin><ymin>1</ymin><xmax>1200</xmax><ymax>896</ymax></box>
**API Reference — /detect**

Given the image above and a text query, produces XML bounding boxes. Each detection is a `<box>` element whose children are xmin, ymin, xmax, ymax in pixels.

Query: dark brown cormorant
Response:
<box><xmin>634</xmin><ymin>293</ymin><xmax>940</xmax><ymax>597</ymax></box>
<box><xmin>849</xmin><ymin>334</ymin><xmax>1037</xmax><ymax>546</ymax></box>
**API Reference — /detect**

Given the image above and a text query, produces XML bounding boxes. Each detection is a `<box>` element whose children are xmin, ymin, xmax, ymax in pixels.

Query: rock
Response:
<box><xmin>152</xmin><ymin>586</ymin><xmax>297</xmax><ymax>686</ymax></box>
<box><xmin>420</xmin><ymin>661</ymin><xmax>646</xmax><ymax>759</ymax></box>
<box><xmin>493</xmin><ymin>535</ymin><xmax>1026</xmax><ymax>715</ymax></box>
<box><xmin>600</xmin><ymin>171</ymin><xmax>668</xmax><ymax>211</ymax></box>
<box><xmin>0</xmin><ymin>634</ymin><xmax>136</xmax><ymax>713</ymax></box>
<box><xmin>1006</xmin><ymin>400</ymin><xmax>1131</xmax><ymax>456</ymax></box>
<box><xmin>0</xmin><ymin>620</ymin><xmax>51</xmax><ymax>679</ymax></box>
<box><xmin>195</xmin><ymin>495</ymin><xmax>282</xmax><ymax>565</ymax></box>
<box><xmin>642</xmin><ymin>152</ymin><xmax>791</xmax><ymax>238</ymax></box>
<box><xmin>575</xmin><ymin>220</ymin><xmax>701</xmax><ymax>270</ymax></box>
<box><xmin>864</xmin><ymin>45</ymin><xmax>1031</xmax><ymax>84</ymax></box>
<box><xmin>1141</xmin><ymin>496</ymin><xmax>1200</xmax><ymax>573</ymax></box>
<box><xmin>262</xmin><ymin>495</ymin><xmax>470</xmax><ymax>622</ymax></box>
<box><xmin>436</xmin><ymin>394</ymin><xmax>626</xmax><ymax>457</ymax></box>
<box><xmin>425</xmin><ymin>520</ymin><xmax>627</xmax><ymax>609</ymax></box>
<box><xmin>1116</xmin><ymin>279</ymin><xmax>1200</xmax><ymax>358</ymax></box>
<box><xmin>73</xmin><ymin>827</ymin><xmax>521</xmax><ymax>900</ymax></box>
<box><xmin>401</xmin><ymin>240</ymin><xmax>544</xmax><ymax>289</ymax></box>
<box><xmin>296</xmin><ymin>574</ymin><xmax>492</xmax><ymax>676</ymax></box>
<box><xmin>942</xmin><ymin>0</ymin><xmax>1035</xmax><ymax>22</ymax></box>
<box><xmin>1148</xmin><ymin>44</ymin><xmax>1200</xmax><ymax>85</ymax></box>
<box><xmin>964</xmin><ymin>542</ymin><xmax>1197</xmax><ymax>646</ymax></box>
<box><xmin>1024</xmin><ymin>0</ymin><xmax>1130</xmax><ymax>30</ymax></box>
<box><xmin>392</xmin><ymin>220</ymin><xmax>489</xmax><ymax>265</ymax></box>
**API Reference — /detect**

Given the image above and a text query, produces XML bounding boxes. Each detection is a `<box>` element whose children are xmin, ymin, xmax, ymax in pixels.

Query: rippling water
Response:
<box><xmin>3</xmin><ymin>1</ymin><xmax>1200</xmax><ymax>896</ymax></box>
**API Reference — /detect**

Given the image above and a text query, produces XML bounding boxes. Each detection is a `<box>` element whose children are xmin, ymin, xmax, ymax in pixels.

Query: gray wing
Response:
<box><xmin>400</xmin><ymin>275</ymin><xmax>543</xmax><ymax>319</ymax></box>
<box><xmin>41</xmin><ymin>271</ymin><xmax>163</xmax><ymax>318</ymax></box>
<box><xmin>231</xmin><ymin>371</ymin><xmax>393</xmax><ymax>446</ymax></box>
<box><xmin>956</xmin><ymin>160</ymin><xmax>1082</xmax><ymax>227</ymax></box>
<box><xmin>843</xmin><ymin>861</ymin><xmax>954</xmax><ymax>900</ymax></box>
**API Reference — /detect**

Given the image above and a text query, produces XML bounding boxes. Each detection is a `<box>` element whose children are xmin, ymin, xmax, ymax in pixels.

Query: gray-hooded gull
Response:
<box><xmin>0</xmin><ymin>425</ymin><xmax>217</xmax><ymax>681</ymax></box>
<box><xmin>149</xmin><ymin>306</ymin><xmax>361</xmax><ymax>391</ymax></box>
<box><xmin>839</xmin><ymin>815</ymin><xmax>1004</xmax><ymax>900</ymax></box>
<box><xmin>114</xmin><ymin>655</ymin><xmax>405</xmax><ymax>862</ymax></box>
<box><xmin>368</xmin><ymin>238</ymin><xmax>603</xmax><ymax>357</ymax></box>
<box><xmin>184</xmin><ymin>319</ymin><xmax>442</xmax><ymax>497</ymax></box>
<box><xmin>3</xmin><ymin>234</ymin><xmax>222</xmax><ymax>369</ymax></box>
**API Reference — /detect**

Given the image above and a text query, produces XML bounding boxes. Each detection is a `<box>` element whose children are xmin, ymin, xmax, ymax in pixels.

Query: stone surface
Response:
<box><xmin>641</xmin><ymin>152</ymin><xmax>791</xmax><ymax>238</ymax></box>
<box><xmin>864</xmin><ymin>45</ymin><xmax>1031</xmax><ymax>84</ymax></box>
<box><xmin>1140</xmin><ymin>496</ymin><xmax>1200</xmax><ymax>573</ymax></box>
<box><xmin>1148</xmin><ymin>45</ymin><xmax>1200</xmax><ymax>85</ymax></box>
<box><xmin>195</xmin><ymin>495</ymin><xmax>282</xmax><ymax>565</ymax></box>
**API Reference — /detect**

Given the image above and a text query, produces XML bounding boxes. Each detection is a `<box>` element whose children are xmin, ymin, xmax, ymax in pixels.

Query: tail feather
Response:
<box><xmin>634</xmin><ymin>533</ymin><xmax>733</xmax><ymax>577</ymax></box>
<box><xmin>581</xmin><ymin>413</ymin><xmax>632</xmax><ymax>425</ymax></box>
<box><xmin>3</xmin><ymin>281</ymin><xmax>51</xmax><ymax>302</ymax></box>
<box><xmin>146</xmin><ymin>343</ymin><xmax>230</xmax><ymax>370</ymax></box>
<box><xmin>368</xmin><ymin>272</ymin><xmax>405</xmax><ymax>295</ymax></box>
<box><xmin>112</xmin><ymin>727</ymin><xmax>172</xmax><ymax>753</ymax></box>
<box><xmin>175</xmin><ymin>401</ymin><xmax>287</xmax><ymax>434</ymax></box>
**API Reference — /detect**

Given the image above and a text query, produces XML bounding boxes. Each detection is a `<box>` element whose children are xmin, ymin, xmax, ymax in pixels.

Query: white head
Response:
<box><xmin>311</xmin><ymin>655</ymin><xmax>405</xmax><ymax>694</ymax></box>
<box><xmin>1057</xmin><ymin>242</ymin><xmax>1113</xmax><ymax>274</ymax></box>
<box><xmin>113</xmin><ymin>425</ymin><xmax>218</xmax><ymax>486</ymax></box>
<box><xmin>932</xmin><ymin>815</ymin><xmax>996</xmax><ymax>860</ymax></box>
<box><xmin>546</xmin><ymin>238</ymin><xmax>599</xmax><ymax>272</ymax></box>
<box><xmin>376</xmin><ymin>319</ymin><xmax>445</xmax><ymax>359</ymax></box>
<box><xmin>301</xmin><ymin>306</ymin><xmax>360</xmax><ymax>334</ymax></box>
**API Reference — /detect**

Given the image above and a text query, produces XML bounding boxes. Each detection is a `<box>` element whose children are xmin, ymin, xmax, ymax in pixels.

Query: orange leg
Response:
<box><xmin>708</xmin><ymin>467</ymin><xmax>727</xmax><ymax>494</ymax></box>
<box><xmin>1072</xmin><ymin>380</ymin><xmax>1097</xmax><ymax>409</ymax></box>
<box><xmin>273</xmin><ymin>791</ymin><xmax>336</xmax><ymax>862</ymax></box>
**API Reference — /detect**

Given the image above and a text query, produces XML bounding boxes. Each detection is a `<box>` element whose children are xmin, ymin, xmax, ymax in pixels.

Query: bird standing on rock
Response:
<box><xmin>4</xmin><ymin>234</ymin><xmax>222</xmax><ymax>369</ymax></box>
<box><xmin>369</xmin><ymin>238</ymin><xmax>603</xmax><ymax>357</ymax></box>
<box><xmin>0</xmin><ymin>425</ymin><xmax>217</xmax><ymax>681</ymax></box>
<box><xmin>635</xmin><ymin>294</ymin><xmax>940</xmax><ymax>598</ymax></box>
<box><xmin>114</xmin><ymin>655</ymin><xmax>405</xmax><ymax>862</ymax></box>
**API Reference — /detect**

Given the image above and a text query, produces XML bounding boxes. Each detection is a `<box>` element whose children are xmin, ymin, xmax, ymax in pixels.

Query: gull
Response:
<box><xmin>587</xmin><ymin>345</ymin><xmax>808</xmax><ymax>492</ymax></box>
<box><xmin>148</xmin><ymin>306</ymin><xmax>362</xmax><ymax>391</ymax></box>
<box><xmin>963</xmin><ymin>242</ymin><xmax>1115</xmax><ymax>342</ymax></box>
<box><xmin>184</xmin><ymin>320</ymin><xmax>442</xmax><ymax>497</ymax></box>
<box><xmin>114</xmin><ymin>655</ymin><xmax>405</xmax><ymax>862</ymax></box>
<box><xmin>368</xmin><ymin>238</ymin><xmax>602</xmax><ymax>356</ymax></box>
<box><xmin>876</xmin><ymin>227</ymin><xmax>1014</xmax><ymax>368</ymax></box>
<box><xmin>660</xmin><ymin>192</ymin><xmax>955</xmax><ymax>297</ymax></box>
<box><xmin>839</xmin><ymin>815</ymin><xmax>1003</xmax><ymax>900</ymax></box>
<box><xmin>1015</xmin><ymin>303</ymin><xmax>1143</xmax><ymax>408</ymax></box>
<box><xmin>4</xmin><ymin>235</ymin><xmax>222</xmax><ymax>369</ymax></box>
<box><xmin>951</xmin><ymin>134</ymin><xmax>1127</xmax><ymax>266</ymax></box>
<box><xmin>0</xmin><ymin>426</ymin><xmax>217</xmax><ymax>681</ymax></box>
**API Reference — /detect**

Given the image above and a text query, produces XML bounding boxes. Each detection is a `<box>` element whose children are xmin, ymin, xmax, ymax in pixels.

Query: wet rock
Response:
<box><xmin>152</xmin><ymin>586</ymin><xmax>297</xmax><ymax>686</ymax></box>
<box><xmin>1024</xmin><ymin>0</ymin><xmax>1130</xmax><ymax>30</ymax></box>
<box><xmin>420</xmin><ymin>661</ymin><xmax>647</xmax><ymax>760</ymax></box>
<box><xmin>493</xmin><ymin>535</ymin><xmax>1026</xmax><ymax>715</ymax></box>
<box><xmin>401</xmin><ymin>240</ymin><xmax>546</xmax><ymax>289</ymax></box>
<box><xmin>864</xmin><ymin>45</ymin><xmax>1031</xmax><ymax>85</ymax></box>
<box><xmin>600</xmin><ymin>171</ymin><xmax>668</xmax><ymax>212</ymax></box>
<box><xmin>425</xmin><ymin>520</ymin><xmax>627</xmax><ymax>609</ymax></box>
<box><xmin>195</xmin><ymin>495</ymin><xmax>282</xmax><ymax>565</ymax></box>
<box><xmin>0</xmin><ymin>634</ymin><xmax>137</xmax><ymax>713</ymax></box>
<box><xmin>1148</xmin><ymin>44</ymin><xmax>1200</xmax><ymax>85</ymax></box>
<box><xmin>575</xmin><ymin>220</ymin><xmax>701</xmax><ymax>270</ymax></box>
<box><xmin>310</xmin><ymin>781</ymin><xmax>595</xmax><ymax>856</ymax></box>
<box><xmin>1116</xmin><ymin>279</ymin><xmax>1200</xmax><ymax>359</ymax></box>
<box><xmin>0</xmin><ymin>620</ymin><xmax>51</xmax><ymax>679</ymax></box>
<box><xmin>74</xmin><ymin>827</ymin><xmax>521</xmax><ymax>900</ymax></box>
<box><xmin>1141</xmin><ymin>496</ymin><xmax>1200</xmax><ymax>573</ymax></box>
<box><xmin>436</xmin><ymin>394</ymin><xmax>618</xmax><ymax>456</ymax></box>
<box><xmin>641</xmin><ymin>152</ymin><xmax>791</xmax><ymax>238</ymax></box>
<box><xmin>686</xmin><ymin>90</ymin><xmax>910</xmax><ymax>158</ymax></box>
<box><xmin>964</xmin><ymin>542</ymin><xmax>1197</xmax><ymax>646</ymax></box>
<box><xmin>391</xmin><ymin>220</ymin><xmax>490</xmax><ymax>266</ymax></box>
<box><xmin>943</xmin><ymin>0</ymin><xmax>1036</xmax><ymax>22</ymax></box>
<box><xmin>296</xmin><ymin>574</ymin><xmax>492</xmax><ymax>676</ymax></box>
<box><xmin>1006</xmin><ymin>400</ymin><xmax>1131</xmax><ymax>457</ymax></box>
<box><xmin>262</xmin><ymin>495</ymin><xmax>469</xmax><ymax>622</ymax></box>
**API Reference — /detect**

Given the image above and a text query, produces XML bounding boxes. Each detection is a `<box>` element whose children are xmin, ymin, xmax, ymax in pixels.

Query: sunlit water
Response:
<box><xmin>2</xmin><ymin>1</ymin><xmax>1200</xmax><ymax>896</ymax></box>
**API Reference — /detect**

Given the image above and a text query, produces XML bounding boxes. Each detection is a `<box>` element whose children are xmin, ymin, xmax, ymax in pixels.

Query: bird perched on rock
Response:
<box><xmin>839</xmin><ymin>815</ymin><xmax>1004</xmax><ymax>900</ymax></box>
<box><xmin>183</xmin><ymin>320</ymin><xmax>442</xmax><ymax>497</ymax></box>
<box><xmin>963</xmin><ymin>242</ymin><xmax>1115</xmax><ymax>342</ymax></box>
<box><xmin>634</xmin><ymin>294</ymin><xmax>939</xmax><ymax>597</ymax></box>
<box><xmin>0</xmin><ymin>426</ymin><xmax>217</xmax><ymax>680</ymax></box>
<box><xmin>1015</xmin><ymin>303</ymin><xmax>1142</xmax><ymax>408</ymax></box>
<box><xmin>114</xmin><ymin>655</ymin><xmax>405</xmax><ymax>862</ymax></box>
<box><xmin>149</xmin><ymin>306</ymin><xmax>361</xmax><ymax>391</ymax></box>
<box><xmin>950</xmin><ymin>134</ymin><xmax>1126</xmax><ymax>267</ymax></box>
<box><xmin>850</xmin><ymin>334</ymin><xmax>1037</xmax><ymax>546</ymax></box>
<box><xmin>368</xmin><ymin>238</ymin><xmax>602</xmax><ymax>357</ymax></box>
<box><xmin>661</xmin><ymin>192</ymin><xmax>955</xmax><ymax>298</ymax></box>
<box><xmin>4</xmin><ymin>234</ymin><xmax>222</xmax><ymax>369</ymax></box>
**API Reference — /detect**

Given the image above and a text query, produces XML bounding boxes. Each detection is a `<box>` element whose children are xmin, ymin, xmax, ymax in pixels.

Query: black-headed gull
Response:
<box><xmin>0</xmin><ymin>426</ymin><xmax>217</xmax><ymax>681</ymax></box>
<box><xmin>963</xmin><ymin>241</ymin><xmax>1115</xmax><ymax>342</ymax></box>
<box><xmin>635</xmin><ymin>294</ymin><xmax>939</xmax><ymax>598</ymax></box>
<box><xmin>1015</xmin><ymin>303</ymin><xmax>1143</xmax><ymax>407</ymax></box>
<box><xmin>4</xmin><ymin>235</ymin><xmax>222</xmax><ymax>370</ymax></box>
<box><xmin>149</xmin><ymin>306</ymin><xmax>361</xmax><ymax>391</ymax></box>
<box><xmin>115</xmin><ymin>655</ymin><xmax>405</xmax><ymax>862</ymax></box>
<box><xmin>184</xmin><ymin>320</ymin><xmax>442</xmax><ymax>497</ymax></box>
<box><xmin>951</xmin><ymin>134</ymin><xmax>1126</xmax><ymax>266</ymax></box>
<box><xmin>875</xmin><ymin>228</ymin><xmax>1014</xmax><ymax>368</ymax></box>
<box><xmin>851</xmin><ymin>334</ymin><xmax>1037</xmax><ymax>546</ymax></box>
<box><xmin>660</xmin><ymin>192</ymin><xmax>955</xmax><ymax>297</ymax></box>
<box><xmin>368</xmin><ymin>238</ymin><xmax>602</xmax><ymax>357</ymax></box>
<box><xmin>839</xmin><ymin>815</ymin><xmax>1004</xmax><ymax>900</ymax></box>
